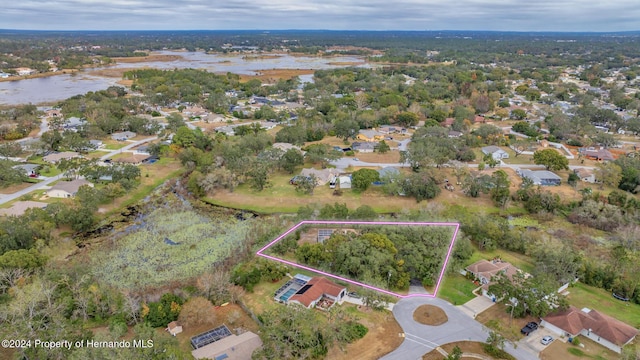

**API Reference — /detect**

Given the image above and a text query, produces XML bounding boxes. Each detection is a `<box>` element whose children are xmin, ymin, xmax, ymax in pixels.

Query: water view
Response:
<box><xmin>0</xmin><ymin>51</ymin><xmax>368</xmax><ymax>105</ymax></box>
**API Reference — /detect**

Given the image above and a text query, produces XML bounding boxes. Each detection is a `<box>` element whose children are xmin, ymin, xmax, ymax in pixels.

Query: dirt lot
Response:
<box><xmin>111</xmin><ymin>54</ymin><xmax>184</xmax><ymax>63</ymax></box>
<box><xmin>238</xmin><ymin>68</ymin><xmax>315</xmax><ymax>83</ymax></box>
<box><xmin>413</xmin><ymin>305</ymin><xmax>448</xmax><ymax>326</ymax></box>
<box><xmin>327</xmin><ymin>305</ymin><xmax>403</xmax><ymax>360</ymax></box>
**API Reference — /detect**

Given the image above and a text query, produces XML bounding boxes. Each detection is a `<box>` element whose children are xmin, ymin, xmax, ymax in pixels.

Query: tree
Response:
<box><xmin>510</xmin><ymin>109</ymin><xmax>527</xmax><ymax>120</ymax></box>
<box><xmin>395</xmin><ymin>111</ymin><xmax>419</xmax><ymax>127</ymax></box>
<box><xmin>304</xmin><ymin>144</ymin><xmax>342</xmax><ymax>167</ymax></box>
<box><xmin>488</xmin><ymin>272</ymin><xmax>568</xmax><ymax>318</ymax></box>
<box><xmin>351</xmin><ymin>168</ymin><xmax>380</xmax><ymax>191</ymax></box>
<box><xmin>334</xmin><ymin>119</ymin><xmax>359</xmax><ymax>141</ymax></box>
<box><xmin>295</xmin><ymin>175</ymin><xmax>318</xmax><ymax>195</ymax></box>
<box><xmin>490</xmin><ymin>170</ymin><xmax>511</xmax><ymax>208</ymax></box>
<box><xmin>595</xmin><ymin>162</ymin><xmax>622</xmax><ymax>189</ymax></box>
<box><xmin>511</xmin><ymin>138</ymin><xmax>533</xmax><ymax>157</ymax></box>
<box><xmin>279</xmin><ymin>148</ymin><xmax>304</xmax><ymax>174</ymax></box>
<box><xmin>533</xmin><ymin>149</ymin><xmax>569</xmax><ymax>171</ymax></box>
<box><xmin>376</xmin><ymin>140</ymin><xmax>390</xmax><ymax>154</ymax></box>
<box><xmin>402</xmin><ymin>170</ymin><xmax>441</xmax><ymax>202</ymax></box>
<box><xmin>177</xmin><ymin>297</ymin><xmax>216</xmax><ymax>328</ymax></box>
<box><xmin>0</xmin><ymin>160</ymin><xmax>27</xmax><ymax>187</ymax></box>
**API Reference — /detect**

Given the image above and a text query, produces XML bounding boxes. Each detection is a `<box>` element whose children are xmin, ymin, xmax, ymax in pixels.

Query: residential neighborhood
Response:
<box><xmin>1</xmin><ymin>30</ymin><xmax>640</xmax><ymax>360</ymax></box>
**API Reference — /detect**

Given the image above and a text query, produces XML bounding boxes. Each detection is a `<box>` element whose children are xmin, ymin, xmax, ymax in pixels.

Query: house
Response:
<box><xmin>378</xmin><ymin>125</ymin><xmax>405</xmax><ymax>134</ymax></box>
<box><xmin>0</xmin><ymin>201</ymin><xmax>48</xmax><ymax>217</ymax></box>
<box><xmin>356</xmin><ymin>129</ymin><xmax>384</xmax><ymax>142</ymax></box>
<box><xmin>339</xmin><ymin>175</ymin><xmax>352</xmax><ymax>189</ymax></box>
<box><xmin>443</xmin><ymin>118</ymin><xmax>455</xmax><ymax>127</ymax></box>
<box><xmin>113</xmin><ymin>154</ymin><xmax>151</xmax><ymax>165</ymax></box>
<box><xmin>166</xmin><ymin>321</ymin><xmax>183</xmax><ymax>336</ymax></box>
<box><xmin>134</xmin><ymin>145</ymin><xmax>150</xmax><ymax>155</ymax></box>
<box><xmin>300</xmin><ymin>168</ymin><xmax>338</xmax><ymax>186</ymax></box>
<box><xmin>288</xmin><ymin>277</ymin><xmax>347</xmax><ymax>310</ymax></box>
<box><xmin>89</xmin><ymin>140</ymin><xmax>104</xmax><ymax>149</ymax></box>
<box><xmin>46</xmin><ymin>179</ymin><xmax>93</xmax><ymax>198</ymax></box>
<box><xmin>541</xmin><ymin>306</ymin><xmax>638</xmax><ymax>354</ymax></box>
<box><xmin>111</xmin><ymin>131</ymin><xmax>136</xmax><ymax>141</ymax></box>
<box><xmin>191</xmin><ymin>331</ymin><xmax>263</xmax><ymax>360</ymax></box>
<box><xmin>481</xmin><ymin>146</ymin><xmax>509</xmax><ymax>160</ymax></box>
<box><xmin>45</xmin><ymin>109</ymin><xmax>62</xmax><ymax>118</ymax></box>
<box><xmin>574</xmin><ymin>168</ymin><xmax>596</xmax><ymax>183</ymax></box>
<box><xmin>466</xmin><ymin>259</ymin><xmax>522</xmax><ymax>299</ymax></box>
<box><xmin>352</xmin><ymin>141</ymin><xmax>376</xmax><ymax>153</ymax></box>
<box><xmin>474</xmin><ymin>115</ymin><xmax>486</xmax><ymax>123</ymax></box>
<box><xmin>378</xmin><ymin>166</ymin><xmax>400</xmax><ymax>179</ymax></box>
<box><xmin>272</xmin><ymin>143</ymin><xmax>302</xmax><ymax>153</ymax></box>
<box><xmin>15</xmin><ymin>67</ymin><xmax>35</xmax><ymax>76</ymax></box>
<box><xmin>63</xmin><ymin>117</ymin><xmax>87</xmax><ymax>130</ymax></box>
<box><xmin>517</xmin><ymin>169</ymin><xmax>562</xmax><ymax>186</ymax></box>
<box><xmin>582</xmin><ymin>148</ymin><xmax>615</xmax><ymax>161</ymax></box>
<box><xmin>43</xmin><ymin>151</ymin><xmax>80</xmax><ymax>163</ymax></box>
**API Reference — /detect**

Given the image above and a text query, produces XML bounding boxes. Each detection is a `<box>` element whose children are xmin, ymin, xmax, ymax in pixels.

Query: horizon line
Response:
<box><xmin>1</xmin><ymin>28</ymin><xmax>639</xmax><ymax>34</ymax></box>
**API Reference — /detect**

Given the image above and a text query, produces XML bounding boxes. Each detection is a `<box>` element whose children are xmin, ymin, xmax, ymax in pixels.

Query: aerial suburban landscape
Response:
<box><xmin>1</xmin><ymin>10</ymin><xmax>640</xmax><ymax>360</ymax></box>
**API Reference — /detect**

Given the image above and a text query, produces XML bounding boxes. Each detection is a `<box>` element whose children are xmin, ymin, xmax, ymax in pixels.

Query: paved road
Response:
<box><xmin>99</xmin><ymin>137</ymin><xmax>157</xmax><ymax>161</ymax></box>
<box><xmin>0</xmin><ymin>137</ymin><xmax>157</xmax><ymax>206</ymax></box>
<box><xmin>381</xmin><ymin>297</ymin><xmax>538</xmax><ymax>360</ymax></box>
<box><xmin>0</xmin><ymin>174</ymin><xmax>63</xmax><ymax>205</ymax></box>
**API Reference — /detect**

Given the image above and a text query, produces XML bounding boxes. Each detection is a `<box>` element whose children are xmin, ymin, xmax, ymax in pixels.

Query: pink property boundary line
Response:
<box><xmin>256</xmin><ymin>220</ymin><xmax>460</xmax><ymax>299</ymax></box>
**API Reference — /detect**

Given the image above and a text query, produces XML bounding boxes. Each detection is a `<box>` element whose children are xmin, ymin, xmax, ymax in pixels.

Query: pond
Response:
<box><xmin>0</xmin><ymin>51</ymin><xmax>369</xmax><ymax>105</ymax></box>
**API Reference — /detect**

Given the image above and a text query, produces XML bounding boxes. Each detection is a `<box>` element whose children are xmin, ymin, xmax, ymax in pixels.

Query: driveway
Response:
<box><xmin>457</xmin><ymin>295</ymin><xmax>495</xmax><ymax>318</ymax></box>
<box><xmin>381</xmin><ymin>297</ymin><xmax>538</xmax><ymax>360</ymax></box>
<box><xmin>519</xmin><ymin>326</ymin><xmax>558</xmax><ymax>354</ymax></box>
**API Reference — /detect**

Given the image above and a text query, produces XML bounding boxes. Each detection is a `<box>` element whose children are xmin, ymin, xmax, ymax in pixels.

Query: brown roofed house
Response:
<box><xmin>288</xmin><ymin>277</ymin><xmax>346</xmax><ymax>310</ymax></box>
<box><xmin>166</xmin><ymin>321</ymin><xmax>183</xmax><ymax>336</ymax></box>
<box><xmin>466</xmin><ymin>259</ymin><xmax>521</xmax><ymax>299</ymax></box>
<box><xmin>43</xmin><ymin>151</ymin><xmax>80</xmax><ymax>163</ymax></box>
<box><xmin>541</xmin><ymin>306</ymin><xmax>638</xmax><ymax>353</ymax></box>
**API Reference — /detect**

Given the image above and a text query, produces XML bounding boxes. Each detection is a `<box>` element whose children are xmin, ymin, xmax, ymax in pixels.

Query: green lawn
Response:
<box><xmin>437</xmin><ymin>273</ymin><xmax>478</xmax><ymax>305</ymax></box>
<box><xmin>203</xmin><ymin>172</ymin><xmax>418</xmax><ymax>214</ymax></box>
<box><xmin>466</xmin><ymin>247</ymin><xmax>536</xmax><ymax>274</ymax></box>
<box><xmin>567</xmin><ymin>282</ymin><xmax>640</xmax><ymax>328</ymax></box>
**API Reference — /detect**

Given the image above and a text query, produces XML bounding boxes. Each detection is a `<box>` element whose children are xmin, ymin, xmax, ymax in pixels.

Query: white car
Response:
<box><xmin>540</xmin><ymin>336</ymin><xmax>553</xmax><ymax>345</ymax></box>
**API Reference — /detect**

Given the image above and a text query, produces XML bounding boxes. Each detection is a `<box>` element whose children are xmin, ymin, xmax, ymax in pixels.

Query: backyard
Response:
<box><xmin>567</xmin><ymin>282</ymin><xmax>640</xmax><ymax>328</ymax></box>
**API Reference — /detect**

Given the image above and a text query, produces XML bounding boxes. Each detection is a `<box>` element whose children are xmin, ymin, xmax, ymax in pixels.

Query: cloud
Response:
<box><xmin>2</xmin><ymin>0</ymin><xmax>640</xmax><ymax>31</ymax></box>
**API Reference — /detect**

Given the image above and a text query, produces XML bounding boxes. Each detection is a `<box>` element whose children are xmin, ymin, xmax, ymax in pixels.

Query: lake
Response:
<box><xmin>0</xmin><ymin>51</ymin><xmax>368</xmax><ymax>106</ymax></box>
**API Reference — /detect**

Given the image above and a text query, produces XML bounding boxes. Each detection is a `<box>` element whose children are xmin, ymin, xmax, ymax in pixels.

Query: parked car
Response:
<box><xmin>520</xmin><ymin>322</ymin><xmax>538</xmax><ymax>335</ymax></box>
<box><xmin>613</xmin><ymin>293</ymin><xmax>630</xmax><ymax>301</ymax></box>
<box><xmin>347</xmin><ymin>291</ymin><xmax>361</xmax><ymax>299</ymax></box>
<box><xmin>540</xmin><ymin>336</ymin><xmax>553</xmax><ymax>345</ymax></box>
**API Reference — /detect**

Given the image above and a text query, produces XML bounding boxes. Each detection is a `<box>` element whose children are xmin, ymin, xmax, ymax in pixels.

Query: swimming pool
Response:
<box><xmin>279</xmin><ymin>288</ymin><xmax>298</xmax><ymax>302</ymax></box>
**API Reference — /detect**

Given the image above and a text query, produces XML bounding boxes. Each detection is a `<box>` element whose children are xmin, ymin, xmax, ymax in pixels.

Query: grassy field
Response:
<box><xmin>437</xmin><ymin>273</ymin><xmax>478</xmax><ymax>305</ymax></box>
<box><xmin>567</xmin><ymin>282</ymin><xmax>640</xmax><ymax>328</ymax></box>
<box><xmin>205</xmin><ymin>172</ymin><xmax>423</xmax><ymax>214</ymax></box>
<box><xmin>92</xmin><ymin>200</ymin><xmax>253</xmax><ymax>289</ymax></box>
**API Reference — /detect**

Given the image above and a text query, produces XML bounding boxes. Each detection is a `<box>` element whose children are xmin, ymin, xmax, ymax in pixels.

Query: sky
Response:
<box><xmin>2</xmin><ymin>0</ymin><xmax>640</xmax><ymax>32</ymax></box>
